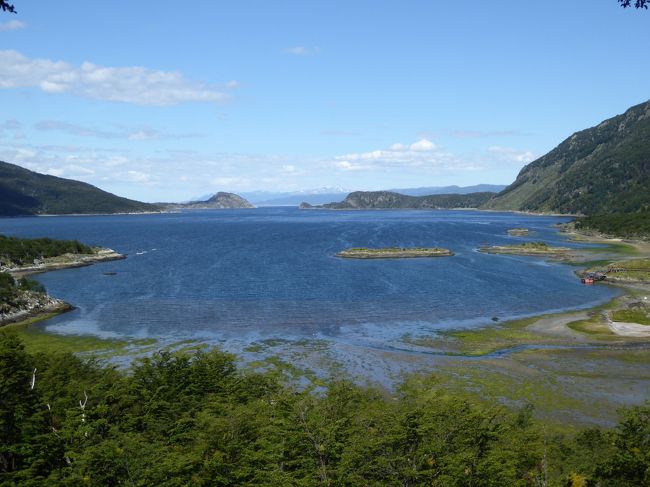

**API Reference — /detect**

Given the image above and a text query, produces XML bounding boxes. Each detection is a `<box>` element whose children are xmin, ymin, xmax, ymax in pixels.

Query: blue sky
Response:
<box><xmin>0</xmin><ymin>1</ymin><xmax>648</xmax><ymax>202</ymax></box>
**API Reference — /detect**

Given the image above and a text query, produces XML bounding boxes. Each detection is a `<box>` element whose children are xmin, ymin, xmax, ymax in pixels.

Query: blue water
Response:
<box><xmin>0</xmin><ymin>208</ymin><xmax>617</xmax><ymax>348</ymax></box>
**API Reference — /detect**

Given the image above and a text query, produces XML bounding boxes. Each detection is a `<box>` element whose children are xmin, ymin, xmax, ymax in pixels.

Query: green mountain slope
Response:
<box><xmin>319</xmin><ymin>191</ymin><xmax>495</xmax><ymax>209</ymax></box>
<box><xmin>0</xmin><ymin>161</ymin><xmax>160</xmax><ymax>216</ymax></box>
<box><xmin>484</xmin><ymin>100</ymin><xmax>650</xmax><ymax>215</ymax></box>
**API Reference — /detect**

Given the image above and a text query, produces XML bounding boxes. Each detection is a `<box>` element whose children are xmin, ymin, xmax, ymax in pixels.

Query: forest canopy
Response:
<box><xmin>1</xmin><ymin>333</ymin><xmax>649</xmax><ymax>485</ymax></box>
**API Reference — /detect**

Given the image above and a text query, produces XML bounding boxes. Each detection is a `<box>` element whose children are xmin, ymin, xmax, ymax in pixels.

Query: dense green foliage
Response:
<box><xmin>576</xmin><ymin>212</ymin><xmax>650</xmax><ymax>237</ymax></box>
<box><xmin>0</xmin><ymin>161</ymin><xmax>160</xmax><ymax>216</ymax></box>
<box><xmin>0</xmin><ymin>334</ymin><xmax>648</xmax><ymax>486</ymax></box>
<box><xmin>0</xmin><ymin>235</ymin><xmax>93</xmax><ymax>267</ymax></box>
<box><xmin>323</xmin><ymin>191</ymin><xmax>496</xmax><ymax>209</ymax></box>
<box><xmin>485</xmin><ymin>100</ymin><xmax>650</xmax><ymax>215</ymax></box>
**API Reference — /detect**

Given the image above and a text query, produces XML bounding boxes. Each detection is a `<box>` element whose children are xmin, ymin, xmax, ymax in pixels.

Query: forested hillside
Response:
<box><xmin>320</xmin><ymin>191</ymin><xmax>496</xmax><ymax>209</ymax></box>
<box><xmin>485</xmin><ymin>100</ymin><xmax>650</xmax><ymax>215</ymax></box>
<box><xmin>0</xmin><ymin>161</ymin><xmax>159</xmax><ymax>216</ymax></box>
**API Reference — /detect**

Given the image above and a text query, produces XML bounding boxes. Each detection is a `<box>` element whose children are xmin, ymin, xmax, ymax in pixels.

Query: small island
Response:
<box><xmin>507</xmin><ymin>228</ymin><xmax>529</xmax><ymax>236</ymax></box>
<box><xmin>478</xmin><ymin>241</ymin><xmax>570</xmax><ymax>257</ymax></box>
<box><xmin>336</xmin><ymin>247</ymin><xmax>454</xmax><ymax>259</ymax></box>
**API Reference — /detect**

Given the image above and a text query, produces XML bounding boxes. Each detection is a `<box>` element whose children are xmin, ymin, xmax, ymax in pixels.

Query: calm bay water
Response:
<box><xmin>0</xmin><ymin>208</ymin><xmax>618</xmax><ymax>353</ymax></box>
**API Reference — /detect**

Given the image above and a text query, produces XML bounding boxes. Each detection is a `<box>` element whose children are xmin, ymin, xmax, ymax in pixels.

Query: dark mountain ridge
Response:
<box><xmin>304</xmin><ymin>191</ymin><xmax>496</xmax><ymax>210</ymax></box>
<box><xmin>0</xmin><ymin>161</ymin><xmax>159</xmax><ymax>216</ymax></box>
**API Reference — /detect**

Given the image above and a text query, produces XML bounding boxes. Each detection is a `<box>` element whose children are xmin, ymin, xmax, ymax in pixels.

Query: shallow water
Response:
<box><xmin>1</xmin><ymin>208</ymin><xmax>618</xmax><ymax>352</ymax></box>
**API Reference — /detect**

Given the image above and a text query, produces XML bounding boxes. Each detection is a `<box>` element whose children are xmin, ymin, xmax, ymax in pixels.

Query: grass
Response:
<box><xmin>605</xmin><ymin>258</ymin><xmax>650</xmax><ymax>282</ymax></box>
<box><xmin>427</xmin><ymin>361</ymin><xmax>591</xmax><ymax>429</ymax></box>
<box><xmin>589</xmin><ymin>242</ymin><xmax>640</xmax><ymax>256</ymax></box>
<box><xmin>409</xmin><ymin>315</ymin><xmax>564</xmax><ymax>356</ymax></box>
<box><xmin>2</xmin><ymin>320</ymin><xmax>130</xmax><ymax>354</ymax></box>
<box><xmin>565</xmin><ymin>259</ymin><xmax>612</xmax><ymax>268</ymax></box>
<box><xmin>582</xmin><ymin>257</ymin><xmax>650</xmax><ymax>282</ymax></box>
<box><xmin>1</xmin><ymin>311</ymin><xmax>158</xmax><ymax>355</ymax></box>
<box><xmin>611</xmin><ymin>309</ymin><xmax>650</xmax><ymax>326</ymax></box>
<box><xmin>409</xmin><ymin>294</ymin><xmax>628</xmax><ymax>355</ymax></box>
<box><xmin>566</xmin><ymin>317</ymin><xmax>615</xmax><ymax>337</ymax></box>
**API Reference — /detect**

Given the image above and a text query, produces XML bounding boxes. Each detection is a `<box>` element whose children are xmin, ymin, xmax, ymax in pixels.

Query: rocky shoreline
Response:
<box><xmin>5</xmin><ymin>247</ymin><xmax>125</xmax><ymax>276</ymax></box>
<box><xmin>0</xmin><ymin>247</ymin><xmax>124</xmax><ymax>327</ymax></box>
<box><xmin>0</xmin><ymin>292</ymin><xmax>73</xmax><ymax>326</ymax></box>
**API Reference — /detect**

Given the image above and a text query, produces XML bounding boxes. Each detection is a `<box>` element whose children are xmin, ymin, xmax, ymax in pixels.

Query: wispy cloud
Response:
<box><xmin>447</xmin><ymin>129</ymin><xmax>530</xmax><ymax>139</ymax></box>
<box><xmin>0</xmin><ymin>20</ymin><xmax>26</xmax><ymax>32</ymax></box>
<box><xmin>0</xmin><ymin>50</ymin><xmax>236</xmax><ymax>106</ymax></box>
<box><xmin>34</xmin><ymin>120</ymin><xmax>202</xmax><ymax>140</ymax></box>
<box><xmin>0</xmin><ymin>119</ymin><xmax>23</xmax><ymax>139</ymax></box>
<box><xmin>487</xmin><ymin>146</ymin><xmax>535</xmax><ymax>164</ymax></box>
<box><xmin>0</xmin><ymin>140</ymin><xmax>314</xmax><ymax>198</ymax></box>
<box><xmin>284</xmin><ymin>46</ymin><xmax>319</xmax><ymax>56</ymax></box>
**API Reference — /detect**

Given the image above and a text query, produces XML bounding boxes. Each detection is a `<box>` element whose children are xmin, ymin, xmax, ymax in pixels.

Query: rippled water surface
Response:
<box><xmin>0</xmin><ymin>208</ymin><xmax>617</xmax><ymax>347</ymax></box>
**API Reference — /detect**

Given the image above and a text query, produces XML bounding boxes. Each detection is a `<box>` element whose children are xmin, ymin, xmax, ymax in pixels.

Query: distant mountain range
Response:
<box><xmin>486</xmin><ymin>99</ymin><xmax>650</xmax><ymax>215</ymax></box>
<box><xmin>302</xmin><ymin>191</ymin><xmax>496</xmax><ymax>210</ymax></box>
<box><xmin>0</xmin><ymin>161</ymin><xmax>159</xmax><ymax>216</ymax></box>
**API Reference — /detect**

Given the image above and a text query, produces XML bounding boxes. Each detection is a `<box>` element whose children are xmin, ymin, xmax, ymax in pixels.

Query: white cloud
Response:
<box><xmin>0</xmin><ymin>20</ymin><xmax>25</xmax><ymax>32</ymax></box>
<box><xmin>409</xmin><ymin>139</ymin><xmax>436</xmax><ymax>151</ymax></box>
<box><xmin>333</xmin><ymin>139</ymin><xmax>455</xmax><ymax>172</ymax></box>
<box><xmin>488</xmin><ymin>146</ymin><xmax>535</xmax><ymax>164</ymax></box>
<box><xmin>281</xmin><ymin>164</ymin><xmax>305</xmax><ymax>176</ymax></box>
<box><xmin>45</xmin><ymin>164</ymin><xmax>95</xmax><ymax>178</ymax></box>
<box><xmin>0</xmin><ymin>50</ymin><xmax>236</xmax><ymax>106</ymax></box>
<box><xmin>35</xmin><ymin>120</ymin><xmax>201</xmax><ymax>140</ymax></box>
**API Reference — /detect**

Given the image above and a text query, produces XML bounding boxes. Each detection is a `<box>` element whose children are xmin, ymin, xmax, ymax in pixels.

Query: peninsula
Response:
<box><xmin>0</xmin><ymin>235</ymin><xmax>124</xmax><ymax>325</ymax></box>
<box><xmin>336</xmin><ymin>247</ymin><xmax>454</xmax><ymax>259</ymax></box>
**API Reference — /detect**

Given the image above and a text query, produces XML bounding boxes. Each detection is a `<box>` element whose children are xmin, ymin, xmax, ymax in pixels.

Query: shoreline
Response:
<box><xmin>5</xmin><ymin>248</ymin><xmax>125</xmax><ymax>277</ymax></box>
<box><xmin>1</xmin><ymin>248</ymin><xmax>124</xmax><ymax>328</ymax></box>
<box><xmin>1</xmin><ymin>301</ymin><xmax>74</xmax><ymax>328</ymax></box>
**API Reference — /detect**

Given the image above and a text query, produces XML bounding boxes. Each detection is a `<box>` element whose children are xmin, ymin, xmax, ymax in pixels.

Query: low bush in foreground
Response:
<box><xmin>0</xmin><ymin>334</ymin><xmax>648</xmax><ymax>486</ymax></box>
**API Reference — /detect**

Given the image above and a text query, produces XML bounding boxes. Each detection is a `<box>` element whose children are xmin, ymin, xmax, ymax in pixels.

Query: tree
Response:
<box><xmin>0</xmin><ymin>1</ymin><xmax>15</xmax><ymax>14</ymax></box>
<box><xmin>619</xmin><ymin>0</ymin><xmax>649</xmax><ymax>8</ymax></box>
